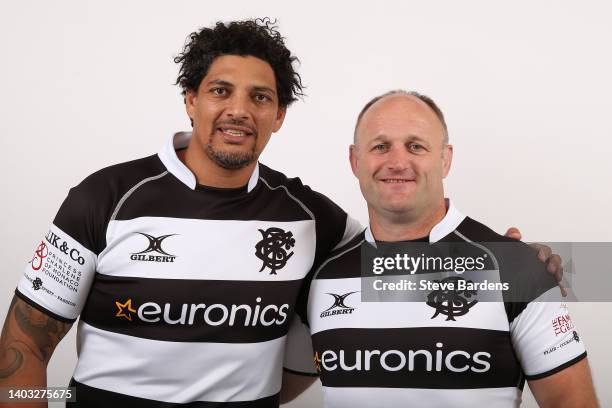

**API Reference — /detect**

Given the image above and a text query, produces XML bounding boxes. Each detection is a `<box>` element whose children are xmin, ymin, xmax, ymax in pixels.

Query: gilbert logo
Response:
<box><xmin>131</xmin><ymin>233</ymin><xmax>177</xmax><ymax>263</ymax></box>
<box><xmin>320</xmin><ymin>292</ymin><xmax>358</xmax><ymax>318</ymax></box>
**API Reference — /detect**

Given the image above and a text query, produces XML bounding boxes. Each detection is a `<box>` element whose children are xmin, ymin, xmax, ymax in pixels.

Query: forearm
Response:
<box><xmin>0</xmin><ymin>346</ymin><xmax>47</xmax><ymax>408</ymax></box>
<box><xmin>0</xmin><ymin>296</ymin><xmax>71</xmax><ymax>407</ymax></box>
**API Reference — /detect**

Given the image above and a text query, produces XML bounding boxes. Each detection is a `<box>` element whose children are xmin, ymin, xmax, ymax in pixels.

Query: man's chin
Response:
<box><xmin>379</xmin><ymin>198</ymin><xmax>419</xmax><ymax>216</ymax></box>
<box><xmin>384</xmin><ymin>204</ymin><xmax>417</xmax><ymax>215</ymax></box>
<box><xmin>206</xmin><ymin>146</ymin><xmax>255</xmax><ymax>170</ymax></box>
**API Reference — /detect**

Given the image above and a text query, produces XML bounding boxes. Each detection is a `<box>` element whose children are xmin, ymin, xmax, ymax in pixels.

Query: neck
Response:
<box><xmin>178</xmin><ymin>138</ymin><xmax>256</xmax><ymax>189</ymax></box>
<box><xmin>369</xmin><ymin>199</ymin><xmax>448</xmax><ymax>241</ymax></box>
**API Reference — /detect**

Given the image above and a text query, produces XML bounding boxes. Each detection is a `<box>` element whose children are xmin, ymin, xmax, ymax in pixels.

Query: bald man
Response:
<box><xmin>281</xmin><ymin>91</ymin><xmax>596</xmax><ymax>408</ymax></box>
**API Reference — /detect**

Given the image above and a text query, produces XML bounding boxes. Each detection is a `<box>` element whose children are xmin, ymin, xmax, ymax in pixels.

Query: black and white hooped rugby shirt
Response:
<box><xmin>286</xmin><ymin>201</ymin><xmax>586</xmax><ymax>408</ymax></box>
<box><xmin>16</xmin><ymin>131</ymin><xmax>361</xmax><ymax>407</ymax></box>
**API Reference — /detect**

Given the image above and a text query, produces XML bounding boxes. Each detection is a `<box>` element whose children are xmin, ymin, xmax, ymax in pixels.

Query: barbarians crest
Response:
<box><xmin>426</xmin><ymin>276</ymin><xmax>478</xmax><ymax>321</ymax></box>
<box><xmin>255</xmin><ymin>227</ymin><xmax>295</xmax><ymax>275</ymax></box>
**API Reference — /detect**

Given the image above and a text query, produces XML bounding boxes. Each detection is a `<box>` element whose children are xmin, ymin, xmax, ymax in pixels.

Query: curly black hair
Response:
<box><xmin>174</xmin><ymin>18</ymin><xmax>303</xmax><ymax>108</ymax></box>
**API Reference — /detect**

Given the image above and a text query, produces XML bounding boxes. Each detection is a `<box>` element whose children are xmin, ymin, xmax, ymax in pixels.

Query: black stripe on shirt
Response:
<box><xmin>67</xmin><ymin>379</ymin><xmax>280</xmax><ymax>408</ymax></box>
<box><xmin>313</xmin><ymin>327</ymin><xmax>522</xmax><ymax>389</ymax></box>
<box><xmin>80</xmin><ymin>275</ymin><xmax>302</xmax><ymax>343</ymax></box>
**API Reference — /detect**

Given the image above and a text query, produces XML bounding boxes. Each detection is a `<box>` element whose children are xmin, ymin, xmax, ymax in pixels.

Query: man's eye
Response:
<box><xmin>211</xmin><ymin>87</ymin><xmax>227</xmax><ymax>95</ymax></box>
<box><xmin>254</xmin><ymin>94</ymin><xmax>270</xmax><ymax>102</ymax></box>
<box><xmin>373</xmin><ymin>144</ymin><xmax>388</xmax><ymax>152</ymax></box>
<box><xmin>409</xmin><ymin>143</ymin><xmax>424</xmax><ymax>152</ymax></box>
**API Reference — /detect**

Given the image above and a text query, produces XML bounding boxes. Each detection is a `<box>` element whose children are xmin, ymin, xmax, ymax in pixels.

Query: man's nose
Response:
<box><xmin>224</xmin><ymin>93</ymin><xmax>250</xmax><ymax>121</ymax></box>
<box><xmin>386</xmin><ymin>147</ymin><xmax>409</xmax><ymax>171</ymax></box>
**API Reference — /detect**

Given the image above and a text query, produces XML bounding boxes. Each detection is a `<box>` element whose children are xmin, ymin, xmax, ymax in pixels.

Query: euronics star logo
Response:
<box><xmin>115</xmin><ymin>299</ymin><xmax>136</xmax><ymax>321</ymax></box>
<box><xmin>314</xmin><ymin>352</ymin><xmax>322</xmax><ymax>373</ymax></box>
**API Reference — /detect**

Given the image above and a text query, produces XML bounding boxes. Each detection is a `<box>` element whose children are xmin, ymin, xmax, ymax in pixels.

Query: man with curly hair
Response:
<box><xmin>0</xmin><ymin>19</ymin><xmax>561</xmax><ymax>407</ymax></box>
<box><xmin>0</xmin><ymin>18</ymin><xmax>362</xmax><ymax>407</ymax></box>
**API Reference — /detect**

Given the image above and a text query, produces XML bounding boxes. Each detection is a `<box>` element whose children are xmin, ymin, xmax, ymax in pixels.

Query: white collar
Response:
<box><xmin>365</xmin><ymin>199</ymin><xmax>466</xmax><ymax>244</ymax></box>
<box><xmin>158</xmin><ymin>131</ymin><xmax>260</xmax><ymax>192</ymax></box>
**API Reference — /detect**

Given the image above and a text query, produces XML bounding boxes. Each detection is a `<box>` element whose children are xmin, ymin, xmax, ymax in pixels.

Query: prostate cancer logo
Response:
<box><xmin>320</xmin><ymin>291</ymin><xmax>359</xmax><ymax>318</ymax></box>
<box><xmin>115</xmin><ymin>298</ymin><xmax>137</xmax><ymax>321</ymax></box>
<box><xmin>133</xmin><ymin>233</ymin><xmax>176</xmax><ymax>256</ymax></box>
<box><xmin>255</xmin><ymin>227</ymin><xmax>295</xmax><ymax>275</ymax></box>
<box><xmin>426</xmin><ymin>276</ymin><xmax>477</xmax><ymax>321</ymax></box>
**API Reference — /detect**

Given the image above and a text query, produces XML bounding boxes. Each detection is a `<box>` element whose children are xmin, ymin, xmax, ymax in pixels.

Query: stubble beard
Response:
<box><xmin>205</xmin><ymin>134</ymin><xmax>258</xmax><ymax>170</ymax></box>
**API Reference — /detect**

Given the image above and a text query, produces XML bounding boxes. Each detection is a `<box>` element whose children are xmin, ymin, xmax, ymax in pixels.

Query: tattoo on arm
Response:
<box><xmin>0</xmin><ymin>296</ymin><xmax>22</xmax><ymax>379</ymax></box>
<box><xmin>0</xmin><ymin>296</ymin><xmax>72</xmax><ymax>378</ymax></box>
<box><xmin>13</xmin><ymin>300</ymin><xmax>71</xmax><ymax>362</ymax></box>
<box><xmin>0</xmin><ymin>347</ymin><xmax>23</xmax><ymax>378</ymax></box>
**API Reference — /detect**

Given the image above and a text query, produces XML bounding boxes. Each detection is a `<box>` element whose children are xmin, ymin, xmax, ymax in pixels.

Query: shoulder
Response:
<box><xmin>454</xmin><ymin>216</ymin><xmax>544</xmax><ymax>266</ymax></box>
<box><xmin>454</xmin><ymin>217</ymin><xmax>516</xmax><ymax>243</ymax></box>
<box><xmin>258</xmin><ymin>164</ymin><xmax>352</xmax><ymax>252</ymax></box>
<box><xmin>71</xmin><ymin>154</ymin><xmax>167</xmax><ymax>198</ymax></box>
<box><xmin>313</xmin><ymin>230</ymin><xmax>365</xmax><ymax>280</ymax></box>
<box><xmin>454</xmin><ymin>216</ymin><xmax>556</xmax><ymax>306</ymax></box>
<box><xmin>454</xmin><ymin>216</ymin><xmax>543</xmax><ymax>264</ymax></box>
<box><xmin>454</xmin><ymin>216</ymin><xmax>547</xmax><ymax>273</ymax></box>
<box><xmin>53</xmin><ymin>154</ymin><xmax>166</xmax><ymax>253</ymax></box>
<box><xmin>258</xmin><ymin>164</ymin><xmax>345</xmax><ymax>220</ymax></box>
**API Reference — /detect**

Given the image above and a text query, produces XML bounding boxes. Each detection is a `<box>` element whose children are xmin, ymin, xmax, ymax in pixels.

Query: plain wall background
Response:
<box><xmin>1</xmin><ymin>1</ymin><xmax>610</xmax><ymax>406</ymax></box>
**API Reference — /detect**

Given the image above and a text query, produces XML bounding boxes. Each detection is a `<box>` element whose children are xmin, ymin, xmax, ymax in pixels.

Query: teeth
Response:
<box><xmin>222</xmin><ymin>129</ymin><xmax>245</xmax><ymax>136</ymax></box>
<box><xmin>384</xmin><ymin>179</ymin><xmax>408</xmax><ymax>183</ymax></box>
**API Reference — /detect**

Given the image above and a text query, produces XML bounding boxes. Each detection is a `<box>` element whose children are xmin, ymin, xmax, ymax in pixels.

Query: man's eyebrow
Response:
<box><xmin>366</xmin><ymin>134</ymin><xmax>431</xmax><ymax>145</ymax></box>
<box><xmin>406</xmin><ymin>134</ymin><xmax>430</xmax><ymax>144</ymax></box>
<box><xmin>368</xmin><ymin>135</ymin><xmax>389</xmax><ymax>144</ymax></box>
<box><xmin>253</xmin><ymin>86</ymin><xmax>276</xmax><ymax>95</ymax></box>
<box><xmin>205</xmin><ymin>79</ymin><xmax>234</xmax><ymax>87</ymax></box>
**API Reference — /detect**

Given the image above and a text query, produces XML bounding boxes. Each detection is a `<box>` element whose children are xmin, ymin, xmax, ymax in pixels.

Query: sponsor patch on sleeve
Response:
<box><xmin>17</xmin><ymin>224</ymin><xmax>96</xmax><ymax>319</ymax></box>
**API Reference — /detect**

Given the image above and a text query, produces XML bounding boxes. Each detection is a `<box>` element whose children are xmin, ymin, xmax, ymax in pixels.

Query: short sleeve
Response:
<box><xmin>16</xmin><ymin>183</ymin><xmax>102</xmax><ymax>322</ymax></box>
<box><xmin>510</xmin><ymin>287</ymin><xmax>587</xmax><ymax>379</ymax></box>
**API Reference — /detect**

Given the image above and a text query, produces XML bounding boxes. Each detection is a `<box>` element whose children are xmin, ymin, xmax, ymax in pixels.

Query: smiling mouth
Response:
<box><xmin>217</xmin><ymin>126</ymin><xmax>255</xmax><ymax>138</ymax></box>
<box><xmin>380</xmin><ymin>178</ymin><xmax>414</xmax><ymax>183</ymax></box>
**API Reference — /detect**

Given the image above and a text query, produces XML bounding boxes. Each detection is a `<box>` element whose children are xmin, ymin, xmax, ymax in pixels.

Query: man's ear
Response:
<box><xmin>272</xmin><ymin>107</ymin><xmax>287</xmax><ymax>133</ymax></box>
<box><xmin>185</xmin><ymin>90</ymin><xmax>197</xmax><ymax>123</ymax></box>
<box><xmin>349</xmin><ymin>144</ymin><xmax>359</xmax><ymax>177</ymax></box>
<box><xmin>442</xmin><ymin>144</ymin><xmax>453</xmax><ymax>178</ymax></box>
